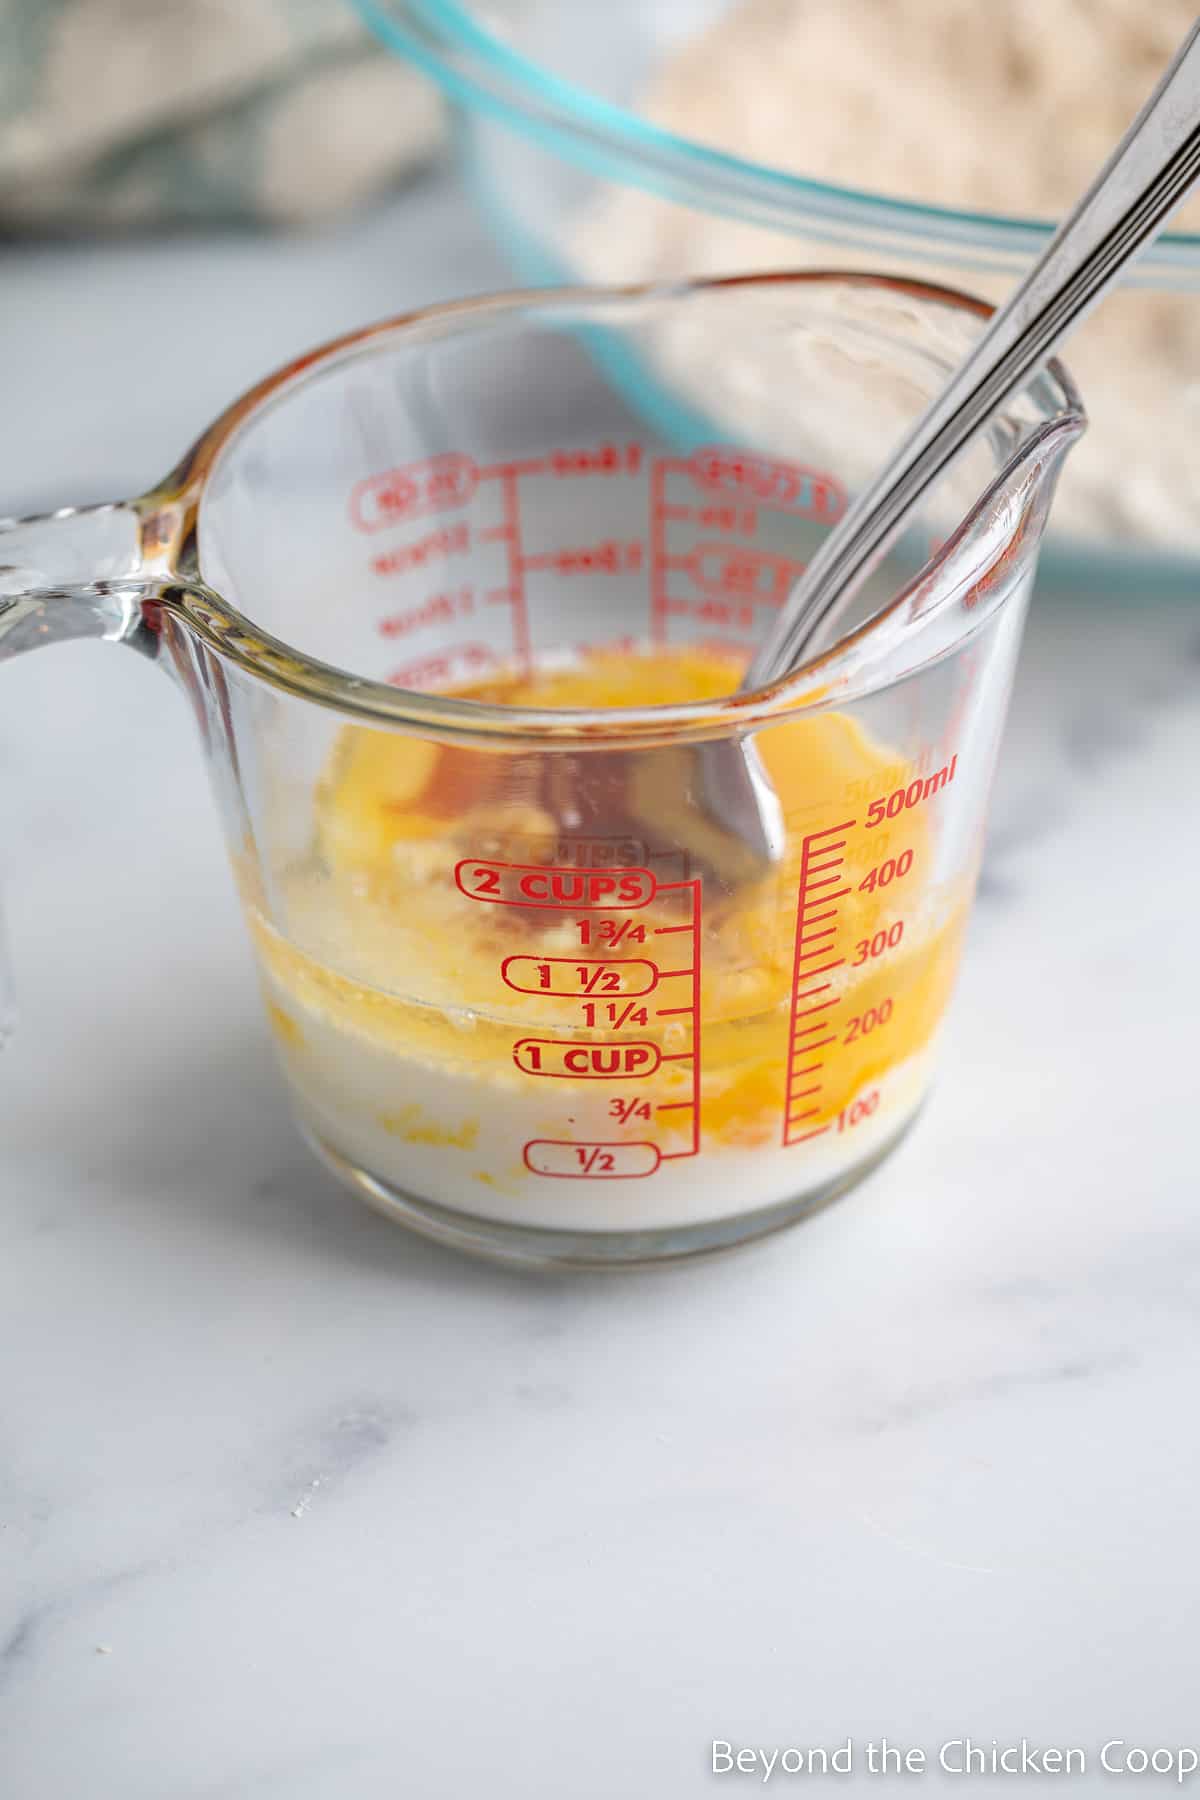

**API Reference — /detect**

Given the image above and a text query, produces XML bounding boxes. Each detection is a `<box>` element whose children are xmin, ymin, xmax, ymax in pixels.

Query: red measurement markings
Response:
<box><xmin>689</xmin><ymin>446</ymin><xmax>845</xmax><ymax>524</ymax></box>
<box><xmin>491</xmin><ymin>833</ymin><xmax>650</xmax><ymax>872</ymax></box>
<box><xmin>545</xmin><ymin>442</ymin><xmax>642</xmax><ymax>477</ymax></box>
<box><xmin>674</xmin><ymin>597</ymin><xmax>757</xmax><ymax>635</ymax></box>
<box><xmin>501</xmin><ymin>955</ymin><xmax>659</xmax><ymax>997</ymax></box>
<box><xmin>686</xmin><ymin>542</ymin><xmax>803</xmax><ymax>603</ymax></box>
<box><xmin>649</xmin><ymin>456</ymin><xmax>671</xmax><ymax>647</ymax></box>
<box><xmin>582</xmin><ymin>999</ymin><xmax>650</xmax><ymax>1029</ymax></box>
<box><xmin>509</xmin><ymin>875</ymin><xmax>702</xmax><ymax>1175</ymax></box>
<box><xmin>699</xmin><ymin>502</ymin><xmax>760</xmax><ymax>534</ymax></box>
<box><xmin>577</xmin><ymin>917</ymin><xmax>647</xmax><ymax>948</ymax></box>
<box><xmin>651</xmin><ymin>879</ymin><xmax>702</xmax><ymax>1159</ymax></box>
<box><xmin>377</xmin><ymin>587</ymin><xmax>473</xmax><ymax>639</ymax></box>
<box><xmin>783</xmin><ymin>821</ymin><xmax>856</xmax><ymax>1148</ymax></box>
<box><xmin>513</xmin><ymin>1039</ymin><xmax>661</xmax><ymax>1079</ymax></box>
<box><xmin>864</xmin><ymin>756</ymin><xmax>958</xmax><ymax>828</ymax></box>
<box><xmin>456</xmin><ymin>861</ymin><xmax>657</xmax><ymax>910</ymax></box>
<box><xmin>524</xmin><ymin>1140</ymin><xmax>660</xmax><ymax>1179</ymax></box>
<box><xmin>350</xmin><ymin>454</ymin><xmax>477</xmax><ymax>533</ymax></box>
<box><xmin>387</xmin><ymin>644</ymin><xmax>496</xmax><ymax>690</ymax></box>
<box><xmin>499</xmin><ymin>470</ymin><xmax>531</xmax><ymax>676</ymax></box>
<box><xmin>372</xmin><ymin>521</ymin><xmax>470</xmax><ymax>579</ymax></box>
<box><xmin>520</xmin><ymin>540</ymin><xmax>643</xmax><ymax>576</ymax></box>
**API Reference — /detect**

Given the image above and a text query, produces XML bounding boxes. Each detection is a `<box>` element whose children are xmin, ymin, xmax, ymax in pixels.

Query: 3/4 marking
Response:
<box><xmin>610</xmin><ymin>1098</ymin><xmax>652</xmax><ymax>1125</ymax></box>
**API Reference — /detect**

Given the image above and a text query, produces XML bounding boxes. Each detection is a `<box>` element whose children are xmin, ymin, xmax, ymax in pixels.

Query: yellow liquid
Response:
<box><xmin>252</xmin><ymin>647</ymin><xmax>966</xmax><ymax>1150</ymax></box>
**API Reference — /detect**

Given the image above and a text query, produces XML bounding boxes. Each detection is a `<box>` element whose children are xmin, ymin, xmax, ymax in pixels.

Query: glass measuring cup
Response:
<box><xmin>0</xmin><ymin>274</ymin><xmax>1084</xmax><ymax>1267</ymax></box>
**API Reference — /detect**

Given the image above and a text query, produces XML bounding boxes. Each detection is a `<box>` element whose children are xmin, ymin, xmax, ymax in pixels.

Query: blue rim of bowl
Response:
<box><xmin>452</xmin><ymin>110</ymin><xmax>1200</xmax><ymax>596</ymax></box>
<box><xmin>357</xmin><ymin>0</ymin><xmax>1200</xmax><ymax>278</ymax></box>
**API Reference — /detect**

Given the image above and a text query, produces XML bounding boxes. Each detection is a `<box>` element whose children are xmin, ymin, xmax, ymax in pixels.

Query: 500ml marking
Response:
<box><xmin>865</xmin><ymin>756</ymin><xmax>957</xmax><ymax>827</ymax></box>
<box><xmin>782</xmin><ymin>752</ymin><xmax>958</xmax><ymax>1148</ymax></box>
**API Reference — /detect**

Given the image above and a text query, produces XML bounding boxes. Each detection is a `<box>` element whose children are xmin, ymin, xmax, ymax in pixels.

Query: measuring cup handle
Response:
<box><xmin>0</xmin><ymin>500</ymin><xmax>163</xmax><ymax>663</ymax></box>
<box><xmin>0</xmin><ymin>499</ymin><xmax>168</xmax><ymax>1048</ymax></box>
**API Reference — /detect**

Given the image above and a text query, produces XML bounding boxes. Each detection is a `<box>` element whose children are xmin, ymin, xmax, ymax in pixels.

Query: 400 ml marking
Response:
<box><xmin>782</xmin><ymin>748</ymin><xmax>960</xmax><ymax>1148</ymax></box>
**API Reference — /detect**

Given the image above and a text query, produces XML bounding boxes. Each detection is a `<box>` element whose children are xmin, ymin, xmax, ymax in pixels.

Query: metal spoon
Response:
<box><xmin>684</xmin><ymin>13</ymin><xmax>1200</xmax><ymax>878</ymax></box>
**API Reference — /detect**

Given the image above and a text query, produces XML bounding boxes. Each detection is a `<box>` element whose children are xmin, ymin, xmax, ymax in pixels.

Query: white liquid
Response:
<box><xmin>265</xmin><ymin>969</ymin><xmax>935</xmax><ymax>1233</ymax></box>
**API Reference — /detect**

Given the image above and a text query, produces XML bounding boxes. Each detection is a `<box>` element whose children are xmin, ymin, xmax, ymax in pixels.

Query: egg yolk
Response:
<box><xmin>251</xmin><ymin>646</ymin><xmax>966</xmax><ymax>1147</ymax></box>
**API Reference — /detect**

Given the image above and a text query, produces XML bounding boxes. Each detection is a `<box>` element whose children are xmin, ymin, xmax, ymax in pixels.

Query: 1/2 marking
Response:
<box><xmin>524</xmin><ymin>1139</ymin><xmax>661</xmax><ymax>1179</ymax></box>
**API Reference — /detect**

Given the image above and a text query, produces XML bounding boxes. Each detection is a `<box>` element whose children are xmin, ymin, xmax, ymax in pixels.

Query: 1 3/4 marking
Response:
<box><xmin>577</xmin><ymin>918</ymin><xmax>647</xmax><ymax>947</ymax></box>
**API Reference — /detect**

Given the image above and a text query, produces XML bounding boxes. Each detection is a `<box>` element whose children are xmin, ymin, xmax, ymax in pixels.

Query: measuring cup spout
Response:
<box><xmin>789</xmin><ymin>412</ymin><xmax>1085</xmax><ymax>702</ymax></box>
<box><xmin>0</xmin><ymin>501</ymin><xmax>163</xmax><ymax>664</ymax></box>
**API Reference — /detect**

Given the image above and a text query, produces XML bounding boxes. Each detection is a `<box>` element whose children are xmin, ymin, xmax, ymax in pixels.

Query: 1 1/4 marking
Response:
<box><xmin>581</xmin><ymin>1000</ymin><xmax>649</xmax><ymax>1028</ymax></box>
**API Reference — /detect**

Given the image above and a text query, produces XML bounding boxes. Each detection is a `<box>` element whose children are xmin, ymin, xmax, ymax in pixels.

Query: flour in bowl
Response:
<box><xmin>574</xmin><ymin>0</ymin><xmax>1200</xmax><ymax>551</ymax></box>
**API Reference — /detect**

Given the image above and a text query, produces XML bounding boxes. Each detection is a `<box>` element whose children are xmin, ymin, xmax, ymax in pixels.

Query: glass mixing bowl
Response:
<box><xmin>359</xmin><ymin>0</ymin><xmax>1200</xmax><ymax>592</ymax></box>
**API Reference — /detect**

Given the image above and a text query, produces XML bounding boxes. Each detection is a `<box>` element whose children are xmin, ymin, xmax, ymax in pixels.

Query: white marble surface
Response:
<box><xmin>4</xmin><ymin>172</ymin><xmax>1200</xmax><ymax>1799</ymax></box>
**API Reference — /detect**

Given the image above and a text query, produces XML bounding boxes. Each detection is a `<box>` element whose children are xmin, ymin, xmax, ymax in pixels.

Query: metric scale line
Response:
<box><xmin>782</xmin><ymin>821</ymin><xmax>856</xmax><ymax>1148</ymax></box>
<box><xmin>656</xmin><ymin>878</ymin><xmax>702</xmax><ymax>1159</ymax></box>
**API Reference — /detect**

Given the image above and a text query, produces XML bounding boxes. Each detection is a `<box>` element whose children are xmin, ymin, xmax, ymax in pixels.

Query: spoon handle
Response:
<box><xmin>744</xmin><ymin>16</ymin><xmax>1200</xmax><ymax>686</ymax></box>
